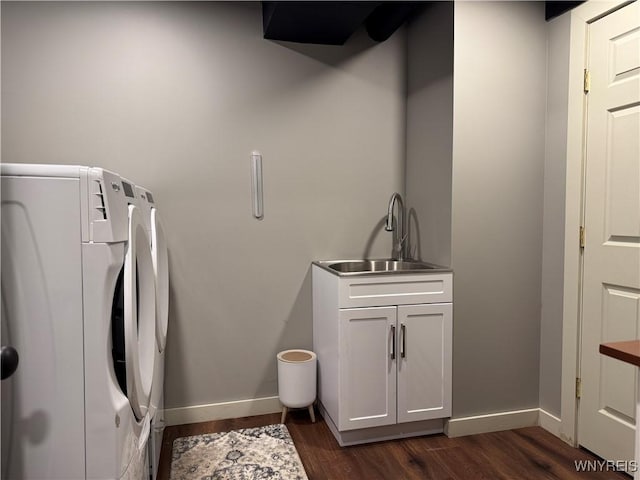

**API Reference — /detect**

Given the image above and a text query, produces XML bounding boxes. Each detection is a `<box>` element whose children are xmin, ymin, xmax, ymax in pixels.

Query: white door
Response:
<box><xmin>149</xmin><ymin>207</ymin><xmax>168</xmax><ymax>480</ymax></box>
<box><xmin>338</xmin><ymin>306</ymin><xmax>397</xmax><ymax>431</ymax></box>
<box><xmin>124</xmin><ymin>204</ymin><xmax>157</xmax><ymax>420</ymax></box>
<box><xmin>148</xmin><ymin>207</ymin><xmax>168</xmax><ymax>418</ymax></box>
<box><xmin>151</xmin><ymin>207</ymin><xmax>169</xmax><ymax>353</ymax></box>
<box><xmin>397</xmin><ymin>304</ymin><xmax>452</xmax><ymax>423</ymax></box>
<box><xmin>579</xmin><ymin>0</ymin><xmax>640</xmax><ymax>465</ymax></box>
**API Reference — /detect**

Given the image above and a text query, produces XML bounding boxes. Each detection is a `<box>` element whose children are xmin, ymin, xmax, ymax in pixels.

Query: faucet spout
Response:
<box><xmin>385</xmin><ymin>193</ymin><xmax>401</xmax><ymax>231</ymax></box>
<box><xmin>385</xmin><ymin>192</ymin><xmax>406</xmax><ymax>260</ymax></box>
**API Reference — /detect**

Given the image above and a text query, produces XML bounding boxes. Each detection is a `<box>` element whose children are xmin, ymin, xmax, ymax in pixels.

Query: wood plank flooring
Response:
<box><xmin>157</xmin><ymin>410</ymin><xmax>630</xmax><ymax>479</ymax></box>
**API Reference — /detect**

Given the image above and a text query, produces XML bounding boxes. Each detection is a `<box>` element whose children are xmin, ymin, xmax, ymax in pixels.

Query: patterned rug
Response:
<box><xmin>170</xmin><ymin>424</ymin><xmax>309</xmax><ymax>480</ymax></box>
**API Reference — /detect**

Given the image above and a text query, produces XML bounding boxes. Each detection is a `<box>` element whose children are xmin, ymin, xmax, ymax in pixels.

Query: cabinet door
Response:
<box><xmin>338</xmin><ymin>306</ymin><xmax>397</xmax><ymax>431</ymax></box>
<box><xmin>397</xmin><ymin>304</ymin><xmax>452</xmax><ymax>423</ymax></box>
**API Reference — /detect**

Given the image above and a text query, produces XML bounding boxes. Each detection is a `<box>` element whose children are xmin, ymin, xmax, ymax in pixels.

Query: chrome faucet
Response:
<box><xmin>385</xmin><ymin>192</ymin><xmax>406</xmax><ymax>261</ymax></box>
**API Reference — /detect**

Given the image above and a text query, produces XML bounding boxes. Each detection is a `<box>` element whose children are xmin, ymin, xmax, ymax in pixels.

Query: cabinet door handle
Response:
<box><xmin>401</xmin><ymin>324</ymin><xmax>406</xmax><ymax>358</ymax></box>
<box><xmin>390</xmin><ymin>325</ymin><xmax>396</xmax><ymax>360</ymax></box>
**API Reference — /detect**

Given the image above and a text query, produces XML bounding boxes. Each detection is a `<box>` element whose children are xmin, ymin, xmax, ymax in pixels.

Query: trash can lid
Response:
<box><xmin>278</xmin><ymin>350</ymin><xmax>315</xmax><ymax>363</ymax></box>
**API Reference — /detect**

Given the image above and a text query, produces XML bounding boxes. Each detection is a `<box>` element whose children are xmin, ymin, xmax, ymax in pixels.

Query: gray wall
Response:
<box><xmin>2</xmin><ymin>0</ymin><xmax>564</xmax><ymax>421</ymax></box>
<box><xmin>405</xmin><ymin>2</ymin><xmax>453</xmax><ymax>267</ymax></box>
<box><xmin>539</xmin><ymin>13</ymin><xmax>571</xmax><ymax>418</ymax></box>
<box><xmin>1</xmin><ymin>2</ymin><xmax>406</xmax><ymax>409</ymax></box>
<box><xmin>450</xmin><ymin>1</ymin><xmax>547</xmax><ymax>416</ymax></box>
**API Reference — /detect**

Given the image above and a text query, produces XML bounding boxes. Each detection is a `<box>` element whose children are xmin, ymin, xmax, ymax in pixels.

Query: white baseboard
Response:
<box><xmin>538</xmin><ymin>408</ymin><xmax>562</xmax><ymax>438</ymax></box>
<box><xmin>166</xmin><ymin>399</ymin><xmax>565</xmax><ymax>443</ymax></box>
<box><xmin>164</xmin><ymin>396</ymin><xmax>282</xmax><ymax>426</ymax></box>
<box><xmin>445</xmin><ymin>408</ymin><xmax>540</xmax><ymax>438</ymax></box>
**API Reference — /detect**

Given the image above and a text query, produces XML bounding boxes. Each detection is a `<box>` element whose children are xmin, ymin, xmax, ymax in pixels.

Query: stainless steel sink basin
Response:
<box><xmin>313</xmin><ymin>259</ymin><xmax>450</xmax><ymax>276</ymax></box>
<box><xmin>329</xmin><ymin>260</ymin><xmax>435</xmax><ymax>273</ymax></box>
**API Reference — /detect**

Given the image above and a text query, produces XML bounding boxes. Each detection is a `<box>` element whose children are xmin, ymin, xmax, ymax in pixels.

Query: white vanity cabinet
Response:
<box><xmin>312</xmin><ymin>263</ymin><xmax>453</xmax><ymax>446</ymax></box>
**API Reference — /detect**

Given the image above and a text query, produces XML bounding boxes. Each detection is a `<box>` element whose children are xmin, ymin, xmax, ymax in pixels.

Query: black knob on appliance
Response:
<box><xmin>1</xmin><ymin>346</ymin><xmax>19</xmax><ymax>380</ymax></box>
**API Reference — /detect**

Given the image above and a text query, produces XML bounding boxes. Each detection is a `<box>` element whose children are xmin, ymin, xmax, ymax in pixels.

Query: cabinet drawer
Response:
<box><xmin>338</xmin><ymin>273</ymin><xmax>452</xmax><ymax>308</ymax></box>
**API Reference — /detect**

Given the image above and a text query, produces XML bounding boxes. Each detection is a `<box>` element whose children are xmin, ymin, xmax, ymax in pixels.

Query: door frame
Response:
<box><xmin>559</xmin><ymin>0</ymin><xmax>637</xmax><ymax>447</ymax></box>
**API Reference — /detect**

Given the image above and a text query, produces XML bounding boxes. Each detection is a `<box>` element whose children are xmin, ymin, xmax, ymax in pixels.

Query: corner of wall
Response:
<box><xmin>404</xmin><ymin>2</ymin><xmax>454</xmax><ymax>266</ymax></box>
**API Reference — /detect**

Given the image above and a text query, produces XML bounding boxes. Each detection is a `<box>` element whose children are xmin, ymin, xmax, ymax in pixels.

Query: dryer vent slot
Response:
<box><xmin>92</xmin><ymin>180</ymin><xmax>107</xmax><ymax>221</ymax></box>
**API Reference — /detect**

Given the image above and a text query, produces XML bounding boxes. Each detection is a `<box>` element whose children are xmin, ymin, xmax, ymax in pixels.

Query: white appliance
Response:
<box><xmin>134</xmin><ymin>185</ymin><xmax>169</xmax><ymax>480</ymax></box>
<box><xmin>1</xmin><ymin>164</ymin><xmax>156</xmax><ymax>480</ymax></box>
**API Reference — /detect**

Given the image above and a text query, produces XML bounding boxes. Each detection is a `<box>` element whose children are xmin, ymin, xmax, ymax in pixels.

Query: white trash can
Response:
<box><xmin>277</xmin><ymin>349</ymin><xmax>317</xmax><ymax>423</ymax></box>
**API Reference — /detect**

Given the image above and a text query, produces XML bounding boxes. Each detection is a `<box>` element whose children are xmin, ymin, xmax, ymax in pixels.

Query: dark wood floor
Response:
<box><xmin>157</xmin><ymin>410</ymin><xmax>630</xmax><ymax>479</ymax></box>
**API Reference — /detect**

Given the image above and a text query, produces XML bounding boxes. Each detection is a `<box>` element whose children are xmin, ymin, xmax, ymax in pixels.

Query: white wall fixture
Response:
<box><xmin>251</xmin><ymin>150</ymin><xmax>263</xmax><ymax>220</ymax></box>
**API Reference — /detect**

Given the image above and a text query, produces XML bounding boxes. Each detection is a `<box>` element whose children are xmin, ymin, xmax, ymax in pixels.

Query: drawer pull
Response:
<box><xmin>390</xmin><ymin>325</ymin><xmax>396</xmax><ymax>360</ymax></box>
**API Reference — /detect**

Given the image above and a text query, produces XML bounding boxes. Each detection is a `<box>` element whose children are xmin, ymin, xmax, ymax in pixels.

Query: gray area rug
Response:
<box><xmin>170</xmin><ymin>424</ymin><xmax>309</xmax><ymax>480</ymax></box>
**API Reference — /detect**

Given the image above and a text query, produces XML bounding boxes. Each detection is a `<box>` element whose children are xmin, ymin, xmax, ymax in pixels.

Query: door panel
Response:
<box><xmin>605</xmin><ymin>106</ymin><xmax>639</xmax><ymax>240</ymax></box>
<box><xmin>601</xmin><ymin>287</ymin><xmax>640</xmax><ymax>424</ymax></box>
<box><xmin>579</xmin><ymin>0</ymin><xmax>640</xmax><ymax>465</ymax></box>
<box><xmin>338</xmin><ymin>307</ymin><xmax>397</xmax><ymax>431</ymax></box>
<box><xmin>397</xmin><ymin>304</ymin><xmax>452</xmax><ymax>423</ymax></box>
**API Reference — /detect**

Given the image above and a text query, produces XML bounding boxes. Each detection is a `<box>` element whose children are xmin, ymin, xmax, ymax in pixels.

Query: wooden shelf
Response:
<box><xmin>600</xmin><ymin>340</ymin><xmax>640</xmax><ymax>368</ymax></box>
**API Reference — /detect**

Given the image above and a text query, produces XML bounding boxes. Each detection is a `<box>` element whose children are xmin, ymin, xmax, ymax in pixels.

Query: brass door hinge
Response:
<box><xmin>576</xmin><ymin>378</ymin><xmax>582</xmax><ymax>399</ymax></box>
<box><xmin>579</xmin><ymin>226</ymin><xmax>585</xmax><ymax>249</ymax></box>
<box><xmin>584</xmin><ymin>69</ymin><xmax>590</xmax><ymax>93</ymax></box>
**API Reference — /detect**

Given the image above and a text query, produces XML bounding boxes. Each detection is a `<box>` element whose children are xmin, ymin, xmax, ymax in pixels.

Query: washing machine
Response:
<box><xmin>134</xmin><ymin>185</ymin><xmax>169</xmax><ymax>480</ymax></box>
<box><xmin>1</xmin><ymin>163</ymin><xmax>156</xmax><ymax>480</ymax></box>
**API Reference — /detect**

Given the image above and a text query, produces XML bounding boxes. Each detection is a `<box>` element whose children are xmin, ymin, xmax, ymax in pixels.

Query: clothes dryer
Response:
<box><xmin>0</xmin><ymin>164</ymin><xmax>156</xmax><ymax>480</ymax></box>
<box><xmin>135</xmin><ymin>185</ymin><xmax>169</xmax><ymax>480</ymax></box>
